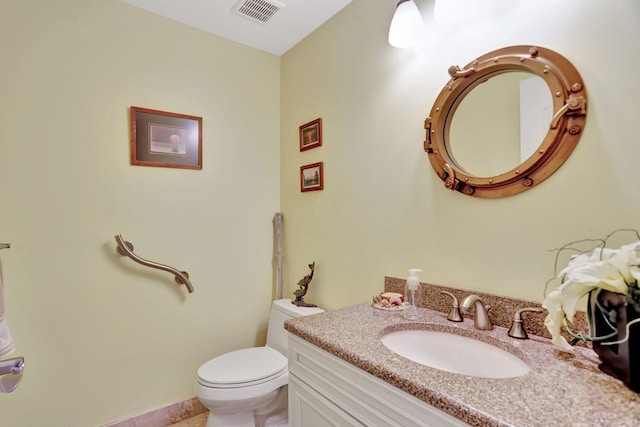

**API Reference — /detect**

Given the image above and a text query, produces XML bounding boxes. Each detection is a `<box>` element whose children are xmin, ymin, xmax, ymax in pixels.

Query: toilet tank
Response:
<box><xmin>266</xmin><ymin>299</ymin><xmax>324</xmax><ymax>356</ymax></box>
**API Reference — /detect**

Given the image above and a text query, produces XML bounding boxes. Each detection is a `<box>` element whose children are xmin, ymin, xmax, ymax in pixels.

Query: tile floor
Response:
<box><xmin>168</xmin><ymin>412</ymin><xmax>207</xmax><ymax>427</ymax></box>
<box><xmin>104</xmin><ymin>397</ymin><xmax>208</xmax><ymax>427</ymax></box>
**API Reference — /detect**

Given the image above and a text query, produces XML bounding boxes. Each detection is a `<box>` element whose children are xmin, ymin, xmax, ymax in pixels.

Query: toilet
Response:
<box><xmin>196</xmin><ymin>299</ymin><xmax>324</xmax><ymax>427</ymax></box>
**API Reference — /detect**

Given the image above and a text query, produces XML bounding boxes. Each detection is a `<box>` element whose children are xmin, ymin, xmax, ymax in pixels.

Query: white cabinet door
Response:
<box><xmin>288</xmin><ymin>334</ymin><xmax>467</xmax><ymax>427</ymax></box>
<box><xmin>289</xmin><ymin>374</ymin><xmax>364</xmax><ymax>427</ymax></box>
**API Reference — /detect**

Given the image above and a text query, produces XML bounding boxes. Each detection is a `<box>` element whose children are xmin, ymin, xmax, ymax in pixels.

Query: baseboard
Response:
<box><xmin>103</xmin><ymin>396</ymin><xmax>207</xmax><ymax>427</ymax></box>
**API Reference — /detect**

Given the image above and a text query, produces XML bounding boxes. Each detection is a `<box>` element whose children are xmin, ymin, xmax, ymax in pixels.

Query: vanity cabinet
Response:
<box><xmin>288</xmin><ymin>334</ymin><xmax>466</xmax><ymax>427</ymax></box>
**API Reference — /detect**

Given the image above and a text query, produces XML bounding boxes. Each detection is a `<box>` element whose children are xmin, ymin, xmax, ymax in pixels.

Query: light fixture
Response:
<box><xmin>388</xmin><ymin>0</ymin><xmax>423</xmax><ymax>48</ymax></box>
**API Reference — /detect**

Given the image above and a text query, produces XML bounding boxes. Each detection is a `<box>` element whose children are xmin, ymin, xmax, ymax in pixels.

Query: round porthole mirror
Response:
<box><xmin>424</xmin><ymin>45</ymin><xmax>587</xmax><ymax>198</ymax></box>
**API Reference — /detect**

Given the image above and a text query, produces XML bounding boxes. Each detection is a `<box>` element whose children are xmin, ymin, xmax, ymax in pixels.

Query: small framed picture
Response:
<box><xmin>300</xmin><ymin>162</ymin><xmax>324</xmax><ymax>192</ymax></box>
<box><xmin>130</xmin><ymin>106</ymin><xmax>202</xmax><ymax>170</ymax></box>
<box><xmin>299</xmin><ymin>118</ymin><xmax>322</xmax><ymax>151</ymax></box>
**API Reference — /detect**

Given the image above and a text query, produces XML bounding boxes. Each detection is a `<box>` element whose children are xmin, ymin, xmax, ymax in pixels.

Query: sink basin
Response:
<box><xmin>380</xmin><ymin>328</ymin><xmax>530</xmax><ymax>378</ymax></box>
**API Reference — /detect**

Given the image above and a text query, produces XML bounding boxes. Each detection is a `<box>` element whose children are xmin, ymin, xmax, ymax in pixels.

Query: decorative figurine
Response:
<box><xmin>292</xmin><ymin>262</ymin><xmax>317</xmax><ymax>307</ymax></box>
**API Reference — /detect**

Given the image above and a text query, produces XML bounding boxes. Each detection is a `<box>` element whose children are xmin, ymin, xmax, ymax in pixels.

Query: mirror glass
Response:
<box><xmin>424</xmin><ymin>45</ymin><xmax>587</xmax><ymax>198</ymax></box>
<box><xmin>449</xmin><ymin>72</ymin><xmax>553</xmax><ymax>177</ymax></box>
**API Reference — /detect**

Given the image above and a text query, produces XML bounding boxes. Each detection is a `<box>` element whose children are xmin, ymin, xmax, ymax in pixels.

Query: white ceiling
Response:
<box><xmin>120</xmin><ymin>0</ymin><xmax>353</xmax><ymax>56</ymax></box>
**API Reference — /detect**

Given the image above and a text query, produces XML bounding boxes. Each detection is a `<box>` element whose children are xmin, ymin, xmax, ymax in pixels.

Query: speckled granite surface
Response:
<box><xmin>285</xmin><ymin>301</ymin><xmax>640</xmax><ymax>426</ymax></box>
<box><xmin>384</xmin><ymin>276</ymin><xmax>588</xmax><ymax>343</ymax></box>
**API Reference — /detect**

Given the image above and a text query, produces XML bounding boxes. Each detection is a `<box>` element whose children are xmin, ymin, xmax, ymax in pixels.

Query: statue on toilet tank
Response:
<box><xmin>292</xmin><ymin>262</ymin><xmax>317</xmax><ymax>307</ymax></box>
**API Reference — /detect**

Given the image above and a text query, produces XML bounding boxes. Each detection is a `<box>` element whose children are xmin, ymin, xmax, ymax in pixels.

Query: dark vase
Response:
<box><xmin>588</xmin><ymin>289</ymin><xmax>640</xmax><ymax>393</ymax></box>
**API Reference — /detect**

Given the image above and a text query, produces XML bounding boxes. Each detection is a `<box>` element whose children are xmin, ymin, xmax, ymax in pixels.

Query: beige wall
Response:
<box><xmin>1</xmin><ymin>0</ymin><xmax>280</xmax><ymax>425</ymax></box>
<box><xmin>280</xmin><ymin>0</ymin><xmax>640</xmax><ymax>308</ymax></box>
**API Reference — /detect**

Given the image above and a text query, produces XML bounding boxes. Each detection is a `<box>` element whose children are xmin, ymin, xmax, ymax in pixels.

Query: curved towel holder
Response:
<box><xmin>114</xmin><ymin>234</ymin><xmax>194</xmax><ymax>293</ymax></box>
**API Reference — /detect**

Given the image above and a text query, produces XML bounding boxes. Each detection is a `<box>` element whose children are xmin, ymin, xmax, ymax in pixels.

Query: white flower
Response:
<box><xmin>542</xmin><ymin>240</ymin><xmax>640</xmax><ymax>350</ymax></box>
<box><xmin>543</xmin><ymin>289</ymin><xmax>572</xmax><ymax>350</ymax></box>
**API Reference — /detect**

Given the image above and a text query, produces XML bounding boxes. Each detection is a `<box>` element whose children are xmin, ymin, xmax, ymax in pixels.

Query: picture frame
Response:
<box><xmin>299</xmin><ymin>118</ymin><xmax>322</xmax><ymax>152</ymax></box>
<box><xmin>130</xmin><ymin>106</ymin><xmax>202</xmax><ymax>170</ymax></box>
<box><xmin>300</xmin><ymin>162</ymin><xmax>324</xmax><ymax>192</ymax></box>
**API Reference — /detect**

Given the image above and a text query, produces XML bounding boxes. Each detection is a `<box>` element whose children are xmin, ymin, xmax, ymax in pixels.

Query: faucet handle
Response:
<box><xmin>508</xmin><ymin>307</ymin><xmax>543</xmax><ymax>339</ymax></box>
<box><xmin>440</xmin><ymin>291</ymin><xmax>463</xmax><ymax>322</ymax></box>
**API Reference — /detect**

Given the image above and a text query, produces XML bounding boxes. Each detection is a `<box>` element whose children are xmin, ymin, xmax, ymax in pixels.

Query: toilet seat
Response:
<box><xmin>197</xmin><ymin>347</ymin><xmax>287</xmax><ymax>389</ymax></box>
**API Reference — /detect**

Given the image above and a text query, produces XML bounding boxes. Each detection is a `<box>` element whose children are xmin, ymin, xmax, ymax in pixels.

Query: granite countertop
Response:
<box><xmin>285</xmin><ymin>303</ymin><xmax>640</xmax><ymax>427</ymax></box>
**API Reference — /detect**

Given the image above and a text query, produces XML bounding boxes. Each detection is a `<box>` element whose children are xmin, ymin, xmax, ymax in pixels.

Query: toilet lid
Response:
<box><xmin>197</xmin><ymin>347</ymin><xmax>287</xmax><ymax>388</ymax></box>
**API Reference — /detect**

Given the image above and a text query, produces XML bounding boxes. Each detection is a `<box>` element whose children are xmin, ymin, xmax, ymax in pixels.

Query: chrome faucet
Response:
<box><xmin>508</xmin><ymin>307</ymin><xmax>543</xmax><ymax>339</ymax></box>
<box><xmin>461</xmin><ymin>295</ymin><xmax>493</xmax><ymax>330</ymax></box>
<box><xmin>440</xmin><ymin>291</ymin><xmax>463</xmax><ymax>322</ymax></box>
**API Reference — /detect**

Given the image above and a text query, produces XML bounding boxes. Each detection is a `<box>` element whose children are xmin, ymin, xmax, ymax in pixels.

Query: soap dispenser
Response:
<box><xmin>404</xmin><ymin>269</ymin><xmax>421</xmax><ymax>320</ymax></box>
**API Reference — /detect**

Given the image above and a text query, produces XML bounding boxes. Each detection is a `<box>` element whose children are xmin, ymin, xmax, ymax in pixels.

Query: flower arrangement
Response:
<box><xmin>542</xmin><ymin>230</ymin><xmax>640</xmax><ymax>350</ymax></box>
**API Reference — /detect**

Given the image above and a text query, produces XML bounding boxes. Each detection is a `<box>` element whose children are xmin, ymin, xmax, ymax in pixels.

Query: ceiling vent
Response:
<box><xmin>232</xmin><ymin>0</ymin><xmax>286</xmax><ymax>24</ymax></box>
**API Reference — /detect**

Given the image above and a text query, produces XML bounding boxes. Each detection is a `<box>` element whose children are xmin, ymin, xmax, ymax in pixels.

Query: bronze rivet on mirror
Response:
<box><xmin>571</xmin><ymin>83</ymin><xmax>582</xmax><ymax>92</ymax></box>
<box><xmin>515</xmin><ymin>170</ymin><xmax>520</xmax><ymax>175</ymax></box>
<box><xmin>523</xmin><ymin>178</ymin><xmax>534</xmax><ymax>187</ymax></box>
<box><xmin>488</xmin><ymin>179</ymin><xmax>494</xmax><ymax>183</ymax></box>
<box><xmin>529</xmin><ymin>47</ymin><xmax>539</xmax><ymax>56</ymax></box>
<box><xmin>555</xmin><ymin>92</ymin><xmax>562</xmax><ymax>97</ymax></box>
<box><xmin>539</xmin><ymin>149</ymin><xmax>545</xmax><ymax>154</ymax></box>
<box><xmin>435</xmin><ymin>107</ymin><xmax>440</xmax><ymax>112</ymax></box>
<box><xmin>569</xmin><ymin>126</ymin><xmax>581</xmax><ymax>135</ymax></box>
<box><xmin>519</xmin><ymin>57</ymin><xmax>525</xmax><ymax>62</ymax></box>
<box><xmin>543</xmin><ymin>69</ymin><xmax>549</xmax><ymax>74</ymax></box>
<box><xmin>464</xmin><ymin>177</ymin><xmax>469</xmax><ymax>182</ymax></box>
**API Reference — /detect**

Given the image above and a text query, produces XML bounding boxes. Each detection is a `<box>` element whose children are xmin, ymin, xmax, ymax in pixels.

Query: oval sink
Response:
<box><xmin>380</xmin><ymin>329</ymin><xmax>530</xmax><ymax>378</ymax></box>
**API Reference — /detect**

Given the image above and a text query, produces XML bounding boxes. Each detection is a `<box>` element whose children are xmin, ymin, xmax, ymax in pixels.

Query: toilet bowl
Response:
<box><xmin>196</xmin><ymin>299</ymin><xmax>324</xmax><ymax>427</ymax></box>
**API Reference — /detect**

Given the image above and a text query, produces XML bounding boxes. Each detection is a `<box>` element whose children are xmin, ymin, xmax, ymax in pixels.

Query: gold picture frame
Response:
<box><xmin>130</xmin><ymin>106</ymin><xmax>202</xmax><ymax>170</ymax></box>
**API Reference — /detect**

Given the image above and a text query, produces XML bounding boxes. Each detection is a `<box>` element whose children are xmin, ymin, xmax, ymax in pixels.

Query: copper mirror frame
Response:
<box><xmin>424</xmin><ymin>45</ymin><xmax>587</xmax><ymax>198</ymax></box>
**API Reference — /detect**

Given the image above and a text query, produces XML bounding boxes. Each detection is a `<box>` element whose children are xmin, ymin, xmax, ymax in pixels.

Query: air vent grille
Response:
<box><xmin>232</xmin><ymin>0</ymin><xmax>286</xmax><ymax>24</ymax></box>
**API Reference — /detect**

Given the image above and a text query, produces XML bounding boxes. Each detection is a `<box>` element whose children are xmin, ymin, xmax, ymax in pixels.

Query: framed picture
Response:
<box><xmin>130</xmin><ymin>106</ymin><xmax>202</xmax><ymax>170</ymax></box>
<box><xmin>300</xmin><ymin>162</ymin><xmax>324</xmax><ymax>192</ymax></box>
<box><xmin>299</xmin><ymin>118</ymin><xmax>322</xmax><ymax>151</ymax></box>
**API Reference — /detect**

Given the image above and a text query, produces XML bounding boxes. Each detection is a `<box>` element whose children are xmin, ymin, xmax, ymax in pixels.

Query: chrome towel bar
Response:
<box><xmin>114</xmin><ymin>234</ymin><xmax>194</xmax><ymax>293</ymax></box>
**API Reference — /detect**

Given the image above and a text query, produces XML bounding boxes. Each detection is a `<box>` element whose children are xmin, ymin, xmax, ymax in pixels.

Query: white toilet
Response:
<box><xmin>196</xmin><ymin>299</ymin><xmax>324</xmax><ymax>427</ymax></box>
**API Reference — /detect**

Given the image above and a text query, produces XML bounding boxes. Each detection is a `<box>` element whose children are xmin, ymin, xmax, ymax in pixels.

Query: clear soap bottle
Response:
<box><xmin>404</xmin><ymin>268</ymin><xmax>421</xmax><ymax>320</ymax></box>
